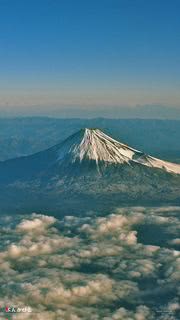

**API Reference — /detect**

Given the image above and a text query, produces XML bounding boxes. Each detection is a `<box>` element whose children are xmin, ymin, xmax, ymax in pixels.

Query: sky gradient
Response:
<box><xmin>0</xmin><ymin>0</ymin><xmax>180</xmax><ymax>116</ymax></box>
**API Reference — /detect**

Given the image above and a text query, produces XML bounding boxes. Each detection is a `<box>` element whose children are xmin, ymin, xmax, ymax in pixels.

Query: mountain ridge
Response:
<box><xmin>0</xmin><ymin>128</ymin><xmax>180</xmax><ymax>214</ymax></box>
<box><xmin>45</xmin><ymin>128</ymin><xmax>180</xmax><ymax>174</ymax></box>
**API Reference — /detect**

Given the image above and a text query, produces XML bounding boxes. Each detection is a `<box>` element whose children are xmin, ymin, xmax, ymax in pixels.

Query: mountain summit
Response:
<box><xmin>54</xmin><ymin>128</ymin><xmax>180</xmax><ymax>174</ymax></box>
<box><xmin>0</xmin><ymin>128</ymin><xmax>180</xmax><ymax>214</ymax></box>
<box><xmin>56</xmin><ymin>128</ymin><xmax>137</xmax><ymax>165</ymax></box>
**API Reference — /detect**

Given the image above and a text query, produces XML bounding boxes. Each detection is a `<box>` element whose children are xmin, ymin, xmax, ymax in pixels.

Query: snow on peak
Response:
<box><xmin>56</xmin><ymin>128</ymin><xmax>180</xmax><ymax>174</ymax></box>
<box><xmin>63</xmin><ymin>128</ymin><xmax>138</xmax><ymax>164</ymax></box>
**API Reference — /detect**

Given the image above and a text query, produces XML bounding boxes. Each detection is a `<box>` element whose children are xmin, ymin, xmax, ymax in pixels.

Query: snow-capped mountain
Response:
<box><xmin>53</xmin><ymin>128</ymin><xmax>180</xmax><ymax>174</ymax></box>
<box><xmin>56</xmin><ymin>128</ymin><xmax>136</xmax><ymax>164</ymax></box>
<box><xmin>0</xmin><ymin>128</ymin><xmax>180</xmax><ymax>214</ymax></box>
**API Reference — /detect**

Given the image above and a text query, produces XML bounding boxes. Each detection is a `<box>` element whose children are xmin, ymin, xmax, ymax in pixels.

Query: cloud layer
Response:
<box><xmin>0</xmin><ymin>207</ymin><xmax>179</xmax><ymax>319</ymax></box>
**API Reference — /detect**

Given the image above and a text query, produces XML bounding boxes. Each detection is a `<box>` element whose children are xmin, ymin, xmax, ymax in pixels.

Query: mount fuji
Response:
<box><xmin>0</xmin><ymin>128</ymin><xmax>180</xmax><ymax>214</ymax></box>
<box><xmin>55</xmin><ymin>128</ymin><xmax>180</xmax><ymax>173</ymax></box>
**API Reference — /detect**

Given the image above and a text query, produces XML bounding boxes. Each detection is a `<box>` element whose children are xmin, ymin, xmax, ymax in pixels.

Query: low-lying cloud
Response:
<box><xmin>0</xmin><ymin>207</ymin><xmax>179</xmax><ymax>319</ymax></box>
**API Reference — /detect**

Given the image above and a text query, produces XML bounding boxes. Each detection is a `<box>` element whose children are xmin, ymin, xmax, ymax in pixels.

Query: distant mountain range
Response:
<box><xmin>0</xmin><ymin>128</ymin><xmax>180</xmax><ymax>215</ymax></box>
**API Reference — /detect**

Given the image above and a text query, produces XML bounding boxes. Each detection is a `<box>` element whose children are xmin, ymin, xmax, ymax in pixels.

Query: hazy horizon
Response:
<box><xmin>0</xmin><ymin>104</ymin><xmax>180</xmax><ymax>119</ymax></box>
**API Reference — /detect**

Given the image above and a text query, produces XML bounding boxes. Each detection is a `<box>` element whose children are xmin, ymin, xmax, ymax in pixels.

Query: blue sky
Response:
<box><xmin>0</xmin><ymin>0</ymin><xmax>180</xmax><ymax>116</ymax></box>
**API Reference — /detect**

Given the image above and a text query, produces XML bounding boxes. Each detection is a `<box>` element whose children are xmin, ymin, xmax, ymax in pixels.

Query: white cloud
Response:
<box><xmin>0</xmin><ymin>207</ymin><xmax>179</xmax><ymax>319</ymax></box>
<box><xmin>16</xmin><ymin>214</ymin><xmax>56</xmax><ymax>233</ymax></box>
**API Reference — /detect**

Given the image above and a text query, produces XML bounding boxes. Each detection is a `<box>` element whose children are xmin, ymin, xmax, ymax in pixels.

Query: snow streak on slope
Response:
<box><xmin>135</xmin><ymin>153</ymin><xmax>180</xmax><ymax>175</ymax></box>
<box><xmin>56</xmin><ymin>128</ymin><xmax>180</xmax><ymax>174</ymax></box>
<box><xmin>72</xmin><ymin>129</ymin><xmax>137</xmax><ymax>164</ymax></box>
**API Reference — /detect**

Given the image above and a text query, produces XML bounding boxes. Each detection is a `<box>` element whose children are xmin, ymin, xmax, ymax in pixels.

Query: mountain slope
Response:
<box><xmin>0</xmin><ymin>128</ymin><xmax>180</xmax><ymax>214</ymax></box>
<box><xmin>54</xmin><ymin>128</ymin><xmax>180</xmax><ymax>174</ymax></box>
<box><xmin>1</xmin><ymin>128</ymin><xmax>180</xmax><ymax>181</ymax></box>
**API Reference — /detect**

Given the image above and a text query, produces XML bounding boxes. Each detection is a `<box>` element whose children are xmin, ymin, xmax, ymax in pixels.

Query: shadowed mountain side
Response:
<box><xmin>0</xmin><ymin>128</ymin><xmax>180</xmax><ymax>214</ymax></box>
